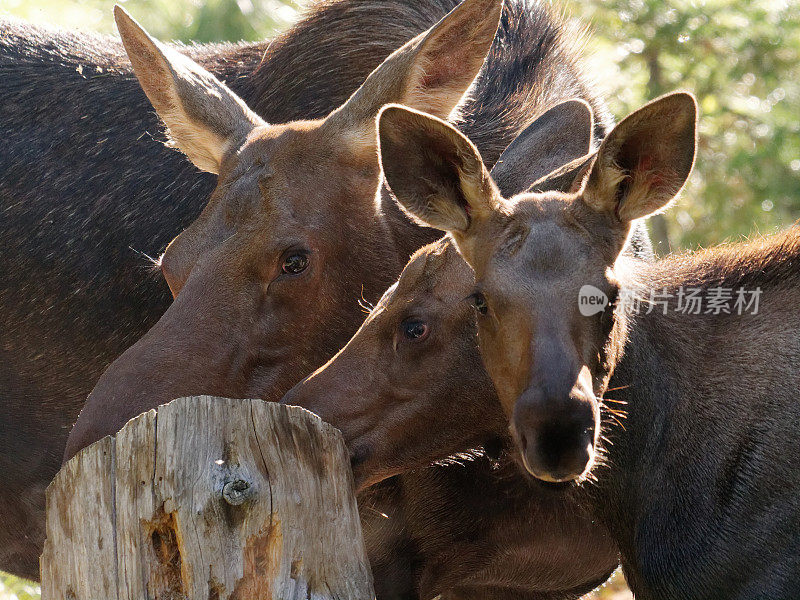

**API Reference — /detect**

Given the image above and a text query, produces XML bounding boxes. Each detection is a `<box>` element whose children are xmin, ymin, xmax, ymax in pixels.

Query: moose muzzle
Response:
<box><xmin>512</xmin><ymin>383</ymin><xmax>599</xmax><ymax>483</ymax></box>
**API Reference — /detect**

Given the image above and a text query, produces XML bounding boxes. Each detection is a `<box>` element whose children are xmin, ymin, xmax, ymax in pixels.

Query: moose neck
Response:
<box><xmin>588</xmin><ymin>228</ymin><xmax>800</xmax><ymax>597</ymax></box>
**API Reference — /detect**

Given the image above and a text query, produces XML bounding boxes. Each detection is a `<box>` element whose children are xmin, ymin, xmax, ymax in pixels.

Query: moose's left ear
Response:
<box><xmin>582</xmin><ymin>92</ymin><xmax>697</xmax><ymax>221</ymax></box>
<box><xmin>378</xmin><ymin>104</ymin><xmax>499</xmax><ymax>234</ymax></box>
<box><xmin>490</xmin><ymin>99</ymin><xmax>595</xmax><ymax>197</ymax></box>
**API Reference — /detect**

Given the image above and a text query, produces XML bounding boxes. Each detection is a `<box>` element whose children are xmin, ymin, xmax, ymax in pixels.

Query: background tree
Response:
<box><xmin>1</xmin><ymin>0</ymin><xmax>299</xmax><ymax>42</ymax></box>
<box><xmin>566</xmin><ymin>0</ymin><xmax>800</xmax><ymax>252</ymax></box>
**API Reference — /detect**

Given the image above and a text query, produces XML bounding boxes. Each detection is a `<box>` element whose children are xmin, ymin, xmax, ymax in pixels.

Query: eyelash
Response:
<box><xmin>468</xmin><ymin>292</ymin><xmax>489</xmax><ymax>316</ymax></box>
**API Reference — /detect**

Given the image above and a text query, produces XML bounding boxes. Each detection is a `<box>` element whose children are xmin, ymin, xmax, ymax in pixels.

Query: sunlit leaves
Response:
<box><xmin>568</xmin><ymin>0</ymin><xmax>800</xmax><ymax>249</ymax></box>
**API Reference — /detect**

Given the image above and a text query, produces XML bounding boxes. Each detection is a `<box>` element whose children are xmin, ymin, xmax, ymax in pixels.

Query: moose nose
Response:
<box><xmin>280</xmin><ymin>374</ymin><xmax>342</xmax><ymax>430</ymax></box>
<box><xmin>512</xmin><ymin>388</ymin><xmax>598</xmax><ymax>483</ymax></box>
<box><xmin>280</xmin><ymin>380</ymin><xmax>319</xmax><ymax>415</ymax></box>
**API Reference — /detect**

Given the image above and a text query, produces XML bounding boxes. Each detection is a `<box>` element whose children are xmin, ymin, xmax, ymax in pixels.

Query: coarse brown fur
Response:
<box><xmin>585</xmin><ymin>227</ymin><xmax>800</xmax><ymax>598</ymax></box>
<box><xmin>381</xmin><ymin>93</ymin><xmax>800</xmax><ymax>598</ymax></box>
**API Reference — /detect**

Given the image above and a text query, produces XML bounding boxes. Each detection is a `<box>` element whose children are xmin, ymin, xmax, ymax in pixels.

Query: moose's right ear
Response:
<box><xmin>582</xmin><ymin>92</ymin><xmax>697</xmax><ymax>221</ymax></box>
<box><xmin>326</xmin><ymin>0</ymin><xmax>501</xmax><ymax>152</ymax></box>
<box><xmin>115</xmin><ymin>6</ymin><xmax>264</xmax><ymax>174</ymax></box>
<box><xmin>490</xmin><ymin>99</ymin><xmax>595</xmax><ymax>197</ymax></box>
<box><xmin>378</xmin><ymin>105</ymin><xmax>499</xmax><ymax>234</ymax></box>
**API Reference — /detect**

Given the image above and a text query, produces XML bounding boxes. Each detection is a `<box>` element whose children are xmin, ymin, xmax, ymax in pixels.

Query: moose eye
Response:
<box><xmin>401</xmin><ymin>318</ymin><xmax>429</xmax><ymax>341</ymax></box>
<box><xmin>470</xmin><ymin>292</ymin><xmax>489</xmax><ymax>316</ymax></box>
<box><xmin>282</xmin><ymin>252</ymin><xmax>309</xmax><ymax>275</ymax></box>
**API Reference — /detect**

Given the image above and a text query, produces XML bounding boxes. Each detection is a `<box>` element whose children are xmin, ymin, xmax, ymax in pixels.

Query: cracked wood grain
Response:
<box><xmin>40</xmin><ymin>397</ymin><xmax>375</xmax><ymax>600</ymax></box>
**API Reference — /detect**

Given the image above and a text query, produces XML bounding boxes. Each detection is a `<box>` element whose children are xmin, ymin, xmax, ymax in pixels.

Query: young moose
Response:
<box><xmin>282</xmin><ymin>98</ymin><xmax>653</xmax><ymax>486</ymax></box>
<box><xmin>372</xmin><ymin>93</ymin><xmax>800</xmax><ymax>597</ymax></box>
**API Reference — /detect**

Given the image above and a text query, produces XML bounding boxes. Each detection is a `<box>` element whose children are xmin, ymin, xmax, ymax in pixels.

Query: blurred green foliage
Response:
<box><xmin>0</xmin><ymin>0</ymin><xmax>797</xmax><ymax>597</ymax></box>
<box><xmin>0</xmin><ymin>574</ymin><xmax>39</xmax><ymax>600</ymax></box>
<box><xmin>0</xmin><ymin>0</ymin><xmax>299</xmax><ymax>42</ymax></box>
<box><xmin>566</xmin><ymin>0</ymin><xmax>800</xmax><ymax>251</ymax></box>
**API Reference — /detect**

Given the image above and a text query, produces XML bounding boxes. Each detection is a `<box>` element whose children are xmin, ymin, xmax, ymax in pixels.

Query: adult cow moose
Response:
<box><xmin>0</xmin><ymin>0</ymin><xmax>594</xmax><ymax>580</ymax></box>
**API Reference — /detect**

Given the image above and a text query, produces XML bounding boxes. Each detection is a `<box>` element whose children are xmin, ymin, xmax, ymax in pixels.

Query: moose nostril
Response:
<box><xmin>516</xmin><ymin>419</ymin><xmax>597</xmax><ymax>483</ymax></box>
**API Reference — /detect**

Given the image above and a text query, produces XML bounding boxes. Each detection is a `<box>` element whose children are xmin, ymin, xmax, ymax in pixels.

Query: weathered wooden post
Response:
<box><xmin>40</xmin><ymin>397</ymin><xmax>375</xmax><ymax>600</ymax></box>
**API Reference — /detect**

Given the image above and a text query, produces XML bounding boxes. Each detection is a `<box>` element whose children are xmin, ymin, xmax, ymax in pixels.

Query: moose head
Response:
<box><xmin>379</xmin><ymin>93</ymin><xmax>697</xmax><ymax>482</ymax></box>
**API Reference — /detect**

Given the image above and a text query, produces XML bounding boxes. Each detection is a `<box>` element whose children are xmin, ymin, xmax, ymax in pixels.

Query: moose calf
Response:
<box><xmin>380</xmin><ymin>93</ymin><xmax>800</xmax><ymax>599</ymax></box>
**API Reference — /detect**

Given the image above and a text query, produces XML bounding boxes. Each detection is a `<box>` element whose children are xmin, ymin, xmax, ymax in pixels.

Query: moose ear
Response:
<box><xmin>114</xmin><ymin>6</ymin><xmax>264</xmax><ymax>174</ymax></box>
<box><xmin>490</xmin><ymin>99</ymin><xmax>595</xmax><ymax>196</ymax></box>
<box><xmin>326</xmin><ymin>0</ymin><xmax>501</xmax><ymax>148</ymax></box>
<box><xmin>582</xmin><ymin>92</ymin><xmax>697</xmax><ymax>221</ymax></box>
<box><xmin>528</xmin><ymin>152</ymin><xmax>596</xmax><ymax>195</ymax></box>
<box><xmin>378</xmin><ymin>104</ymin><xmax>499</xmax><ymax>233</ymax></box>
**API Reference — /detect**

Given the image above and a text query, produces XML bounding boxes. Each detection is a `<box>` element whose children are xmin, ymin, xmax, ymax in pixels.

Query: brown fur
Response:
<box><xmin>0</xmin><ymin>0</ymin><xmax>598</xmax><ymax>582</ymax></box>
<box><xmin>382</xmin><ymin>91</ymin><xmax>800</xmax><ymax>598</ymax></box>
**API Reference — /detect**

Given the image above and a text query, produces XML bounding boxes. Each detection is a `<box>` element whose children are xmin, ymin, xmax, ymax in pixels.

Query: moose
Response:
<box><xmin>281</xmin><ymin>97</ymin><xmax>653</xmax><ymax>487</ymax></box>
<box><xmin>288</xmin><ymin>92</ymin><xmax>800</xmax><ymax>598</ymax></box>
<box><xmin>60</xmin><ymin>0</ymin><xmax>608</xmax><ymax>459</ymax></box>
<box><xmin>49</xmin><ymin>0</ymin><xmax>635</xmax><ymax>597</ymax></box>
<box><xmin>1</xmin><ymin>0</ymin><xmax>497</xmax><ymax>578</ymax></box>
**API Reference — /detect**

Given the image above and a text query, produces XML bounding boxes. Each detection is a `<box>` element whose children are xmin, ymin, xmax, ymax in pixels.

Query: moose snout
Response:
<box><xmin>281</xmin><ymin>378</ymin><xmax>379</xmax><ymax>490</ymax></box>
<box><xmin>280</xmin><ymin>379</ymin><xmax>327</xmax><ymax>420</ymax></box>
<box><xmin>512</xmin><ymin>386</ymin><xmax>599</xmax><ymax>483</ymax></box>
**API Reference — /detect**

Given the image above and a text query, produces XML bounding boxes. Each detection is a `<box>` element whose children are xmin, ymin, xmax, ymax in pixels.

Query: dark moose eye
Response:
<box><xmin>282</xmin><ymin>252</ymin><xmax>309</xmax><ymax>275</ymax></box>
<box><xmin>470</xmin><ymin>292</ymin><xmax>488</xmax><ymax>316</ymax></box>
<box><xmin>401</xmin><ymin>318</ymin><xmax>429</xmax><ymax>341</ymax></box>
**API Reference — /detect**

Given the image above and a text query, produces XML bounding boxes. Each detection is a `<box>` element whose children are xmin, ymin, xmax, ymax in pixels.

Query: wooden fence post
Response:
<box><xmin>40</xmin><ymin>397</ymin><xmax>375</xmax><ymax>600</ymax></box>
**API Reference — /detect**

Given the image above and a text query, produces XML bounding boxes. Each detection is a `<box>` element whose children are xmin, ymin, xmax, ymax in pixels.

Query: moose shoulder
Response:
<box><xmin>382</xmin><ymin>93</ymin><xmax>800</xmax><ymax>598</ymax></box>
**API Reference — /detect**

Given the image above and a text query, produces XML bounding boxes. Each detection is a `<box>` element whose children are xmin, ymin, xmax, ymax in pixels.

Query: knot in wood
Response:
<box><xmin>222</xmin><ymin>479</ymin><xmax>253</xmax><ymax>506</ymax></box>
